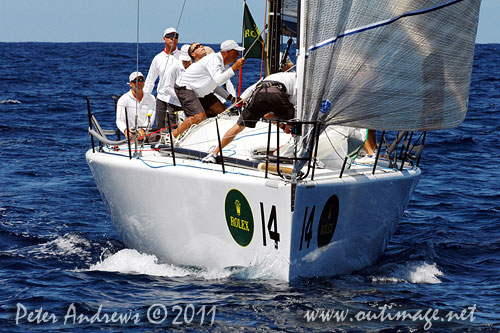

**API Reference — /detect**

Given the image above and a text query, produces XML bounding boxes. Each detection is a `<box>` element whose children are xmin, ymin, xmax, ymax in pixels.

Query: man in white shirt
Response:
<box><xmin>172</xmin><ymin>40</ymin><xmax>246</xmax><ymax>142</ymax></box>
<box><xmin>157</xmin><ymin>44</ymin><xmax>192</xmax><ymax>132</ymax></box>
<box><xmin>116</xmin><ymin>71</ymin><xmax>156</xmax><ymax>139</ymax></box>
<box><xmin>144</xmin><ymin>27</ymin><xmax>181</xmax><ymax>131</ymax></box>
<box><xmin>203</xmin><ymin>72</ymin><xmax>297</xmax><ymax>163</ymax></box>
<box><xmin>187</xmin><ymin>43</ymin><xmax>236</xmax><ymax>105</ymax></box>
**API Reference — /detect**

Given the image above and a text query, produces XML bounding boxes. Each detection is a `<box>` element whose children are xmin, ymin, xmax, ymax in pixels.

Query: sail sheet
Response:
<box><xmin>299</xmin><ymin>0</ymin><xmax>481</xmax><ymax>131</ymax></box>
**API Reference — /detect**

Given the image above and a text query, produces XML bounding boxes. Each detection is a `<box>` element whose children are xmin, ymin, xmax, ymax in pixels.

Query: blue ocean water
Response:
<box><xmin>0</xmin><ymin>42</ymin><xmax>499</xmax><ymax>331</ymax></box>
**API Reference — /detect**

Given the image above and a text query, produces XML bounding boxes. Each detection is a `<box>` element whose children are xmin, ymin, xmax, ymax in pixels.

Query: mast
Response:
<box><xmin>295</xmin><ymin>0</ymin><xmax>305</xmax><ymax>122</ymax></box>
<box><xmin>268</xmin><ymin>0</ymin><xmax>281</xmax><ymax>74</ymax></box>
<box><xmin>292</xmin><ymin>0</ymin><xmax>307</xmax><ymax>180</ymax></box>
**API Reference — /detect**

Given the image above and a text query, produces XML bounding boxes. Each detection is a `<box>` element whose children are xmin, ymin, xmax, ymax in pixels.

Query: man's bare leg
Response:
<box><xmin>213</xmin><ymin>124</ymin><xmax>245</xmax><ymax>155</ymax></box>
<box><xmin>363</xmin><ymin>129</ymin><xmax>376</xmax><ymax>155</ymax></box>
<box><xmin>172</xmin><ymin>112</ymin><xmax>206</xmax><ymax>138</ymax></box>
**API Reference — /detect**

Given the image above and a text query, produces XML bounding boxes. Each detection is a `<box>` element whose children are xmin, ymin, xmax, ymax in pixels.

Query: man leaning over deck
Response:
<box><xmin>144</xmin><ymin>27</ymin><xmax>181</xmax><ymax>132</ymax></box>
<box><xmin>170</xmin><ymin>40</ymin><xmax>246</xmax><ymax>144</ymax></box>
<box><xmin>202</xmin><ymin>71</ymin><xmax>297</xmax><ymax>163</ymax></box>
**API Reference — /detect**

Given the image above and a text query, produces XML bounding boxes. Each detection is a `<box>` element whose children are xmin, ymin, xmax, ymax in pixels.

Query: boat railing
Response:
<box><xmin>87</xmin><ymin>96</ymin><xmax>149</xmax><ymax>157</ymax></box>
<box><xmin>86</xmin><ymin>96</ymin><xmax>426</xmax><ymax>178</ymax></box>
<box><xmin>265</xmin><ymin>119</ymin><xmax>321</xmax><ymax>181</ymax></box>
<box><xmin>371</xmin><ymin>130</ymin><xmax>426</xmax><ymax>174</ymax></box>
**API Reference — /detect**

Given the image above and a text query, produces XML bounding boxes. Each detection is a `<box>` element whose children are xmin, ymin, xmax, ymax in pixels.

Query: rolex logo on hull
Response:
<box><xmin>225</xmin><ymin>189</ymin><xmax>254</xmax><ymax>247</ymax></box>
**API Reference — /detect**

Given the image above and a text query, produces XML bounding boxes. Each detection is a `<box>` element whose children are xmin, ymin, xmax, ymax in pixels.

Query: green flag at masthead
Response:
<box><xmin>242</xmin><ymin>1</ymin><xmax>263</xmax><ymax>59</ymax></box>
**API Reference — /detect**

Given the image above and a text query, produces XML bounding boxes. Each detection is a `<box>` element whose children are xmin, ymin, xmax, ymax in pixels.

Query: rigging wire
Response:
<box><xmin>136</xmin><ymin>0</ymin><xmax>140</xmax><ymax>82</ymax></box>
<box><xmin>133</xmin><ymin>0</ymin><xmax>141</xmax><ymax>154</ymax></box>
<box><xmin>261</xmin><ymin>0</ymin><xmax>268</xmax><ymax>78</ymax></box>
<box><xmin>172</xmin><ymin>0</ymin><xmax>187</xmax><ymax>54</ymax></box>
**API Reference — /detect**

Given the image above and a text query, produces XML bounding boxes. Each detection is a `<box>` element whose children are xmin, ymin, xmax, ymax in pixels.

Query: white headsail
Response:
<box><xmin>298</xmin><ymin>0</ymin><xmax>481</xmax><ymax>131</ymax></box>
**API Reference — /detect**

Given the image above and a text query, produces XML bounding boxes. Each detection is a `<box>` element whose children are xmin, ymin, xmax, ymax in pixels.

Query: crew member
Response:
<box><xmin>170</xmin><ymin>40</ymin><xmax>245</xmax><ymax>144</ymax></box>
<box><xmin>116</xmin><ymin>71</ymin><xmax>156</xmax><ymax>139</ymax></box>
<box><xmin>203</xmin><ymin>71</ymin><xmax>296</xmax><ymax>163</ymax></box>
<box><xmin>144</xmin><ymin>27</ymin><xmax>181</xmax><ymax>131</ymax></box>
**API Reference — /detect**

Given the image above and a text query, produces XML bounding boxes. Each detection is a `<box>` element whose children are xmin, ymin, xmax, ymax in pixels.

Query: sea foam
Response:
<box><xmin>0</xmin><ymin>99</ymin><xmax>21</xmax><ymax>104</ymax></box>
<box><xmin>20</xmin><ymin>233</ymin><xmax>92</xmax><ymax>260</ymax></box>
<box><xmin>369</xmin><ymin>261</ymin><xmax>444</xmax><ymax>284</ymax></box>
<box><xmin>87</xmin><ymin>249</ymin><xmax>232</xmax><ymax>280</ymax></box>
<box><xmin>231</xmin><ymin>248</ymin><xmax>290</xmax><ymax>281</ymax></box>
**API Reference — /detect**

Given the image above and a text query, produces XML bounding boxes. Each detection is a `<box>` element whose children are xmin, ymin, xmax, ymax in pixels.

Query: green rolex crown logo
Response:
<box><xmin>225</xmin><ymin>189</ymin><xmax>254</xmax><ymax>247</ymax></box>
<box><xmin>235</xmin><ymin>200</ymin><xmax>241</xmax><ymax>216</ymax></box>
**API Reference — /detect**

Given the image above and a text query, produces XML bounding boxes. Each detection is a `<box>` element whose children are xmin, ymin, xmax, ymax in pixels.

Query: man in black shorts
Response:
<box><xmin>203</xmin><ymin>72</ymin><xmax>296</xmax><ymax>163</ymax></box>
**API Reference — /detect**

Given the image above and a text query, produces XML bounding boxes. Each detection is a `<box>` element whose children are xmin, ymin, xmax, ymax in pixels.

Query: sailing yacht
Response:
<box><xmin>86</xmin><ymin>0</ymin><xmax>480</xmax><ymax>281</ymax></box>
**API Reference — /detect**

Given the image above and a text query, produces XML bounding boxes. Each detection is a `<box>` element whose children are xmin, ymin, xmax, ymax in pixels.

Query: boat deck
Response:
<box><xmin>96</xmin><ymin>141</ymin><xmax>416</xmax><ymax>186</ymax></box>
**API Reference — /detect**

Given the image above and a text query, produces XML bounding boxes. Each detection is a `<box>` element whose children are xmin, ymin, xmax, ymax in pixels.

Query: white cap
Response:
<box><xmin>179</xmin><ymin>44</ymin><xmax>191</xmax><ymax>62</ymax></box>
<box><xmin>204</xmin><ymin>46</ymin><xmax>214</xmax><ymax>55</ymax></box>
<box><xmin>129</xmin><ymin>71</ymin><xmax>144</xmax><ymax>82</ymax></box>
<box><xmin>220</xmin><ymin>40</ymin><xmax>244</xmax><ymax>52</ymax></box>
<box><xmin>163</xmin><ymin>27</ymin><xmax>177</xmax><ymax>37</ymax></box>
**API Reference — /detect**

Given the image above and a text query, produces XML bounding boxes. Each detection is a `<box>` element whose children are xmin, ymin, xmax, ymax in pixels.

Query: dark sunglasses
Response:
<box><xmin>190</xmin><ymin>44</ymin><xmax>203</xmax><ymax>53</ymax></box>
<box><xmin>131</xmin><ymin>77</ymin><xmax>145</xmax><ymax>83</ymax></box>
<box><xmin>164</xmin><ymin>33</ymin><xmax>179</xmax><ymax>39</ymax></box>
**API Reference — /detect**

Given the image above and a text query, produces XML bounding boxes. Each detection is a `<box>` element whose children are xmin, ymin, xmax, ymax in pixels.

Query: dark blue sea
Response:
<box><xmin>0</xmin><ymin>42</ymin><xmax>499</xmax><ymax>332</ymax></box>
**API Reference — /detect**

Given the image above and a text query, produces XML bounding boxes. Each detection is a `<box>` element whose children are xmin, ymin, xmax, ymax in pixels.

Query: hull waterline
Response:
<box><xmin>86</xmin><ymin>146</ymin><xmax>420</xmax><ymax>281</ymax></box>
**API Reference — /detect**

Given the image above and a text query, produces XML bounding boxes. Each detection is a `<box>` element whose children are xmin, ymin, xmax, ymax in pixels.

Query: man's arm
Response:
<box><xmin>144</xmin><ymin>56</ymin><xmax>159</xmax><ymax>94</ymax></box>
<box><xmin>240</xmin><ymin>80</ymin><xmax>260</xmax><ymax>101</ymax></box>
<box><xmin>162</xmin><ymin>62</ymin><xmax>181</xmax><ymax>99</ymax></box>
<box><xmin>144</xmin><ymin>95</ymin><xmax>156</xmax><ymax>130</ymax></box>
<box><xmin>214</xmin><ymin>86</ymin><xmax>230</xmax><ymax>100</ymax></box>
<box><xmin>116</xmin><ymin>99</ymin><xmax>127</xmax><ymax>134</ymax></box>
<box><xmin>207</xmin><ymin>56</ymin><xmax>235</xmax><ymax>86</ymax></box>
<box><xmin>264</xmin><ymin>113</ymin><xmax>292</xmax><ymax>134</ymax></box>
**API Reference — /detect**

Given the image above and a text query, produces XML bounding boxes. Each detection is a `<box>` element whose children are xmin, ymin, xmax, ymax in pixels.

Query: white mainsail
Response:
<box><xmin>299</xmin><ymin>0</ymin><xmax>481</xmax><ymax>131</ymax></box>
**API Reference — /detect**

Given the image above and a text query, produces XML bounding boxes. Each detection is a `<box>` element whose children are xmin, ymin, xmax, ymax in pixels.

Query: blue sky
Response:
<box><xmin>0</xmin><ymin>0</ymin><xmax>498</xmax><ymax>44</ymax></box>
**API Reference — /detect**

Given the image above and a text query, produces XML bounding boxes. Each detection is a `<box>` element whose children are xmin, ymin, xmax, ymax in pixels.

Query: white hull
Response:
<box><xmin>86</xmin><ymin>119</ymin><xmax>420</xmax><ymax>281</ymax></box>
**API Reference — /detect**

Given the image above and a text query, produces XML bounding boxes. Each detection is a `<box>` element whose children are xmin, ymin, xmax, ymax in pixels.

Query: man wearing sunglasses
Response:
<box><xmin>144</xmin><ymin>27</ymin><xmax>182</xmax><ymax>132</ymax></box>
<box><xmin>188</xmin><ymin>42</ymin><xmax>207</xmax><ymax>62</ymax></box>
<box><xmin>171</xmin><ymin>40</ymin><xmax>245</xmax><ymax>144</ymax></box>
<box><xmin>116</xmin><ymin>71</ymin><xmax>156</xmax><ymax>139</ymax></box>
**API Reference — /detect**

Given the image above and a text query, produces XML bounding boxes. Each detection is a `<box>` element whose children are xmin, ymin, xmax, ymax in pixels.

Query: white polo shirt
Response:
<box><xmin>176</xmin><ymin>52</ymin><xmax>234</xmax><ymax>98</ymax></box>
<box><xmin>144</xmin><ymin>49</ymin><xmax>180</xmax><ymax>105</ymax></box>
<box><xmin>116</xmin><ymin>90</ymin><xmax>156</xmax><ymax>134</ymax></box>
<box><xmin>240</xmin><ymin>72</ymin><xmax>297</xmax><ymax>105</ymax></box>
<box><xmin>157</xmin><ymin>58</ymin><xmax>185</xmax><ymax>107</ymax></box>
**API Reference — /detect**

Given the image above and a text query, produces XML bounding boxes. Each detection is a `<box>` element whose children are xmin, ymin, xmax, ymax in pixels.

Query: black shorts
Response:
<box><xmin>199</xmin><ymin>93</ymin><xmax>220</xmax><ymax>110</ymax></box>
<box><xmin>156</xmin><ymin>99</ymin><xmax>181</xmax><ymax>129</ymax></box>
<box><xmin>237</xmin><ymin>86</ymin><xmax>295</xmax><ymax>128</ymax></box>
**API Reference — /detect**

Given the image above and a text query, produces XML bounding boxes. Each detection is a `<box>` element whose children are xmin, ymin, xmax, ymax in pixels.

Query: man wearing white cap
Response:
<box><xmin>171</xmin><ymin>40</ymin><xmax>245</xmax><ymax>142</ymax></box>
<box><xmin>144</xmin><ymin>27</ymin><xmax>181</xmax><ymax>131</ymax></box>
<box><xmin>116</xmin><ymin>71</ymin><xmax>156</xmax><ymax>139</ymax></box>
<box><xmin>155</xmin><ymin>44</ymin><xmax>192</xmax><ymax>133</ymax></box>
